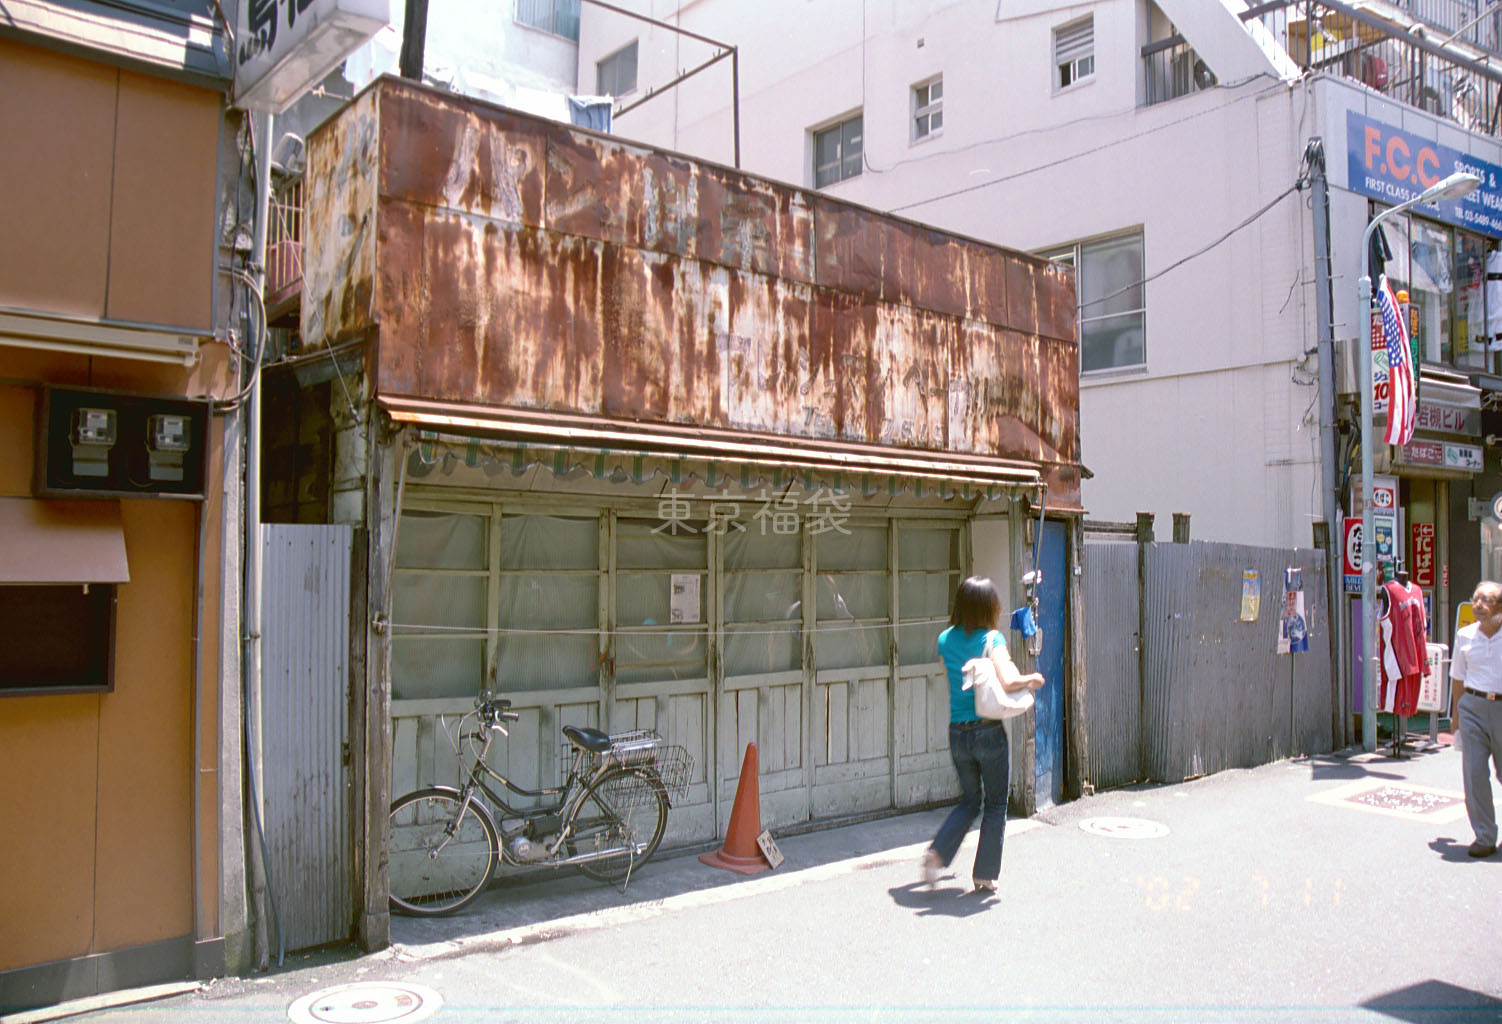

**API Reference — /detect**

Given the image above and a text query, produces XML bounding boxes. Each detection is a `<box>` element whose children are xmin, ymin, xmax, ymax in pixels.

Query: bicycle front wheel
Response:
<box><xmin>572</xmin><ymin>767</ymin><xmax>669</xmax><ymax>882</ymax></box>
<box><xmin>389</xmin><ymin>788</ymin><xmax>498</xmax><ymax>916</ymax></box>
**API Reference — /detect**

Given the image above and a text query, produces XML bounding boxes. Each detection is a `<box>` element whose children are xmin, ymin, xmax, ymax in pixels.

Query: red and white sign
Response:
<box><xmin>1342</xmin><ymin>518</ymin><xmax>1363</xmax><ymax>593</ymax></box>
<box><xmin>1351</xmin><ymin>475</ymin><xmax>1398</xmax><ymax>516</ymax></box>
<box><xmin>1343</xmin><ymin>519</ymin><xmax>1362</xmax><ymax>577</ymax></box>
<box><xmin>1411</xmin><ymin>523</ymin><xmax>1435</xmax><ymax>587</ymax></box>
<box><xmin>1400</xmin><ymin>440</ymin><xmax>1446</xmax><ymax>467</ymax></box>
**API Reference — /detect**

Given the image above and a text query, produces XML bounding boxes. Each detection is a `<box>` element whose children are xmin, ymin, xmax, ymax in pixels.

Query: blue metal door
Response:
<box><xmin>1033</xmin><ymin>520</ymin><xmax>1068</xmax><ymax>807</ymax></box>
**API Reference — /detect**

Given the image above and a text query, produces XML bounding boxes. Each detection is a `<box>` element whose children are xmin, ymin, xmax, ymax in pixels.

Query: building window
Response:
<box><xmin>391</xmin><ymin>510</ymin><xmax>492</xmax><ymax>700</ymax></box>
<box><xmin>0</xmin><ymin>585</ymin><xmax>116</xmax><ymax>695</ymax></box>
<box><xmin>1046</xmin><ymin>230</ymin><xmax>1146</xmax><ymax>373</ymax></box>
<box><xmin>1373</xmin><ymin>208</ymin><xmax>1497</xmax><ymax>370</ymax></box>
<box><xmin>616</xmin><ymin>519</ymin><xmax>707</xmax><ymax>684</ymax></box>
<box><xmin>1054</xmin><ymin>15</ymin><xmax>1095</xmax><ymax>89</ymax></box>
<box><xmin>897</xmin><ymin>525</ymin><xmax>960</xmax><ymax>664</ymax></box>
<box><xmin>813</xmin><ymin>114</ymin><xmax>863</xmax><ymax>188</ymax></box>
<box><xmin>814</xmin><ymin>523</ymin><xmax>890</xmax><ymax>670</ymax></box>
<box><xmin>912</xmin><ymin>76</ymin><xmax>943</xmax><ymax>142</ymax></box>
<box><xmin>516</xmin><ymin>0</ymin><xmax>580</xmax><ymax>41</ymax></box>
<box><xmin>597</xmin><ymin>40</ymin><xmax>639</xmax><ymax>97</ymax></box>
<box><xmin>724</xmin><ymin>528</ymin><xmax>802</xmax><ymax>677</ymax></box>
<box><xmin>390</xmin><ymin>494</ymin><xmax>967</xmax><ymax>703</ymax></box>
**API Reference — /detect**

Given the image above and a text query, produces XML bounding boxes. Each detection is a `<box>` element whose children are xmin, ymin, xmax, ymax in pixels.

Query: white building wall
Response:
<box><xmin>582</xmin><ymin>0</ymin><xmax>1327</xmax><ymax>547</ymax></box>
<box><xmin>345</xmin><ymin>0</ymin><xmax>579</xmax><ymax>105</ymax></box>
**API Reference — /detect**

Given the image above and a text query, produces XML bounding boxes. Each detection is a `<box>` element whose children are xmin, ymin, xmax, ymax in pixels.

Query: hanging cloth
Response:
<box><xmin>1486</xmin><ymin>248</ymin><xmax>1502</xmax><ymax>350</ymax></box>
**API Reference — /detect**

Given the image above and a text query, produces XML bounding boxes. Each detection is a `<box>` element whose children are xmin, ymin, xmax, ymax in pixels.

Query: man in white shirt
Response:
<box><xmin>1449</xmin><ymin>580</ymin><xmax>1502</xmax><ymax>858</ymax></box>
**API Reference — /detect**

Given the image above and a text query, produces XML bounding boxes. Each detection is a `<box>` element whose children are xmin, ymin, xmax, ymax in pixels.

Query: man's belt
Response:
<box><xmin>1464</xmin><ymin>687</ymin><xmax>1502</xmax><ymax>702</ymax></box>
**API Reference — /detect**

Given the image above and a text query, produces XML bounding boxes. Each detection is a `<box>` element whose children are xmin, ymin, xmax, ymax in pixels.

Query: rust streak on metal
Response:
<box><xmin>301</xmin><ymin>77</ymin><xmax>1082</xmax><ymax>505</ymax></box>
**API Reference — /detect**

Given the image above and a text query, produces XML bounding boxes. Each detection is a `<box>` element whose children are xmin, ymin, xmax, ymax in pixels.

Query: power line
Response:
<box><xmin>1094</xmin><ymin>182</ymin><xmax>1301</xmax><ymax>309</ymax></box>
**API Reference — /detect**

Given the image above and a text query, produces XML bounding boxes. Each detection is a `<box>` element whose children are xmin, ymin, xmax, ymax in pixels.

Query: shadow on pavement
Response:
<box><xmin>1360</xmin><ymin>978</ymin><xmax>1502</xmax><ymax>1022</ymax></box>
<box><xmin>1300</xmin><ymin>753</ymin><xmax>1409</xmax><ymax>782</ymax></box>
<box><xmin>886</xmin><ymin>880</ymin><xmax>997</xmax><ymax>918</ymax></box>
<box><xmin>389</xmin><ymin>807</ymin><xmax>950</xmax><ymax>949</ymax></box>
<box><xmin>1427</xmin><ymin>836</ymin><xmax>1485</xmax><ymax>863</ymax></box>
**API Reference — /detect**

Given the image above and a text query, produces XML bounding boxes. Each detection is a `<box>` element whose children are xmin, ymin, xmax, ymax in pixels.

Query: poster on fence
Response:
<box><xmin>1278</xmin><ymin>587</ymin><xmax>1309</xmax><ymax>655</ymax></box>
<box><xmin>1240</xmin><ymin>570</ymin><xmax>1260</xmax><ymax>622</ymax></box>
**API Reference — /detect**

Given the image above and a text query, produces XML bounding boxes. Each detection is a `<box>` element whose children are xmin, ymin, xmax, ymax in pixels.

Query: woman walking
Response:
<box><xmin>921</xmin><ymin>576</ymin><xmax>1045</xmax><ymax>893</ymax></box>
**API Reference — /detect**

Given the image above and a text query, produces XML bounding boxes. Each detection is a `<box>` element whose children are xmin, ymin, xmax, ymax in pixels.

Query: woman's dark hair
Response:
<box><xmin>950</xmin><ymin>576</ymin><xmax>1002</xmax><ymax>632</ymax></box>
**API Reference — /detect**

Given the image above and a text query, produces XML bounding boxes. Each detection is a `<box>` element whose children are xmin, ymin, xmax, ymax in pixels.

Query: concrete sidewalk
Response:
<box><xmin>10</xmin><ymin>740</ymin><xmax>1501</xmax><ymax>1024</ymax></box>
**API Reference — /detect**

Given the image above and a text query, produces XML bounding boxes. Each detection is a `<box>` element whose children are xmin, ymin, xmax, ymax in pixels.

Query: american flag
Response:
<box><xmin>1378</xmin><ymin>274</ymin><xmax>1416</xmax><ymax>446</ymax></box>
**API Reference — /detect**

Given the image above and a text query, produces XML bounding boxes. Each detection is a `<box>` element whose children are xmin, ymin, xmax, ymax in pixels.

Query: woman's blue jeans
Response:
<box><xmin>929</xmin><ymin>719</ymin><xmax>1010</xmax><ymax>882</ymax></box>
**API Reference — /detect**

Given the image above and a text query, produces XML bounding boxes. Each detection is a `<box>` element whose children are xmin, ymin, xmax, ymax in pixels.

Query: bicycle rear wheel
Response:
<box><xmin>572</xmin><ymin>767</ymin><xmax>669</xmax><ymax>882</ymax></box>
<box><xmin>388</xmin><ymin>788</ymin><xmax>498</xmax><ymax>916</ymax></box>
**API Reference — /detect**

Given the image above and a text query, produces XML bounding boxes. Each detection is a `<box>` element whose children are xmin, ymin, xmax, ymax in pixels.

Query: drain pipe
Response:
<box><xmin>242</xmin><ymin>107</ymin><xmax>283</xmax><ymax>970</ymax></box>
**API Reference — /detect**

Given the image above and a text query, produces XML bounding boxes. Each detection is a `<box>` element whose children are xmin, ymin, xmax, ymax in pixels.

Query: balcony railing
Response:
<box><xmin>1395</xmin><ymin>0</ymin><xmax>1502</xmax><ymax>55</ymax></box>
<box><xmin>1142</xmin><ymin>35</ymin><xmax>1217</xmax><ymax>106</ymax></box>
<box><xmin>265</xmin><ymin>175</ymin><xmax>302</xmax><ymax>325</ymax></box>
<box><xmin>1244</xmin><ymin>1</ymin><xmax>1502</xmax><ymax>137</ymax></box>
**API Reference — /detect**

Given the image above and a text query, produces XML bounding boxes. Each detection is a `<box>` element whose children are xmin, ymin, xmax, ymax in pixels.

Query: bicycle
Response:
<box><xmin>388</xmin><ymin>694</ymin><xmax>691</xmax><ymax>916</ymax></box>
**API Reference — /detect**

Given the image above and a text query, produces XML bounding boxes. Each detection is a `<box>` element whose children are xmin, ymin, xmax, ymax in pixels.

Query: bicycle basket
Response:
<box><xmin>561</xmin><ymin>728</ymin><xmax>693</xmax><ymax>803</ymax></box>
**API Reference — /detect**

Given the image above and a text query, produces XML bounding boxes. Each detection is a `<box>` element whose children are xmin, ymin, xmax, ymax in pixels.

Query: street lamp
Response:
<box><xmin>1358</xmin><ymin>170</ymin><xmax>1480</xmax><ymax>752</ymax></box>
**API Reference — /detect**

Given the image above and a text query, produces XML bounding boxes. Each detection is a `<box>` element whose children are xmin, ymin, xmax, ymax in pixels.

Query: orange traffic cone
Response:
<box><xmin>699</xmin><ymin>742</ymin><xmax>772</xmax><ymax>875</ymax></box>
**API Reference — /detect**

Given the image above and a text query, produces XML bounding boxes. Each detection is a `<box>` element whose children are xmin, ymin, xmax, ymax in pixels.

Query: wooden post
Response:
<box><xmin>1172</xmin><ymin>513</ymin><xmax>1191</xmax><ymax>544</ymax></box>
<box><xmin>357</xmin><ymin>423</ymin><xmax>399</xmax><ymax>951</ymax></box>
<box><xmin>1067</xmin><ymin>514</ymin><xmax>1092</xmax><ymax>798</ymax></box>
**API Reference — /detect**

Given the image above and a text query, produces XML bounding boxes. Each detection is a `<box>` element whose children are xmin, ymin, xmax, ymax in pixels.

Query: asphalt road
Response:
<box><xmin>17</xmin><ymin>742</ymin><xmax>1501</xmax><ymax>1024</ymax></box>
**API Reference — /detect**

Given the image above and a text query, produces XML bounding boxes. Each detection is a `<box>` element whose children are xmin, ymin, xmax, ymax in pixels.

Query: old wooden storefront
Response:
<box><xmin>295</xmin><ymin>77</ymin><xmax>1081</xmax><ymax>942</ymax></box>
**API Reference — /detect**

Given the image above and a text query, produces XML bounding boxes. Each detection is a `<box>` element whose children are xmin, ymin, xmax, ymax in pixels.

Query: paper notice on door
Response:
<box><xmin>670</xmin><ymin>573</ymin><xmax>700</xmax><ymax>624</ymax></box>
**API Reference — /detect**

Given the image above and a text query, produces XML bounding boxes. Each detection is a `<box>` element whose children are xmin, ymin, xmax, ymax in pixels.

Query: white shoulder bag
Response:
<box><xmin>961</xmin><ymin>643</ymin><xmax>1034</xmax><ymax>720</ymax></box>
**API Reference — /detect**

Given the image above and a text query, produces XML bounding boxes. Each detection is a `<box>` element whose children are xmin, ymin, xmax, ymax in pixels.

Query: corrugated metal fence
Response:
<box><xmin>1084</xmin><ymin>538</ymin><xmax>1334</xmax><ymax>792</ymax></box>
<box><xmin>261</xmin><ymin>524</ymin><xmax>355</xmax><ymax>951</ymax></box>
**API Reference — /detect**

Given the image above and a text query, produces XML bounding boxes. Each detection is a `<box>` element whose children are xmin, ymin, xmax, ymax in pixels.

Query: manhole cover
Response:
<box><xmin>288</xmin><ymin>981</ymin><xmax>442</xmax><ymax>1024</ymax></box>
<box><xmin>1079</xmin><ymin>816</ymin><xmax>1170</xmax><ymax>839</ymax></box>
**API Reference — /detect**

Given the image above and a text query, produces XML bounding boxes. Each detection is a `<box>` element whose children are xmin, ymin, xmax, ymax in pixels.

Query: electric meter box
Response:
<box><xmin>35</xmin><ymin>386</ymin><xmax>210</xmax><ymax>499</ymax></box>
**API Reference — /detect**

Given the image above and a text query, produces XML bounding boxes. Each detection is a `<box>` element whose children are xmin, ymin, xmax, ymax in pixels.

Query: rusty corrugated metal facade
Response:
<box><xmin>302</xmin><ymin>77</ymin><xmax>1081</xmax><ymax>505</ymax></box>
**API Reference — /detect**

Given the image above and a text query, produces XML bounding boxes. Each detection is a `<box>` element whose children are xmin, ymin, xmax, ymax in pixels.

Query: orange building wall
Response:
<box><xmin>0</xmin><ymin>37</ymin><xmax>220</xmax><ymax>329</ymax></box>
<box><xmin>0</xmin><ymin>30</ymin><xmax>231</xmax><ymax>980</ymax></box>
<box><xmin>0</xmin><ymin>367</ymin><xmax>207</xmax><ymax>972</ymax></box>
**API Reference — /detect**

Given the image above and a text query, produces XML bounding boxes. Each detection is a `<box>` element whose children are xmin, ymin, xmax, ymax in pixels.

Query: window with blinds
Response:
<box><xmin>515</xmin><ymin>0</ymin><xmax>580</xmax><ymax>41</ymax></box>
<box><xmin>597</xmin><ymin>40</ymin><xmax>638</xmax><ymax>97</ymax></box>
<box><xmin>813</xmin><ymin>114</ymin><xmax>863</xmax><ymax>188</ymax></box>
<box><xmin>1054</xmin><ymin>15</ymin><xmax>1095</xmax><ymax>89</ymax></box>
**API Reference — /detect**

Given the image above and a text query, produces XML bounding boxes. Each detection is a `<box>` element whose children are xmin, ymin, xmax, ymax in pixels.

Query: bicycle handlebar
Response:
<box><xmin>475</xmin><ymin>695</ymin><xmax>520</xmax><ymax>726</ymax></box>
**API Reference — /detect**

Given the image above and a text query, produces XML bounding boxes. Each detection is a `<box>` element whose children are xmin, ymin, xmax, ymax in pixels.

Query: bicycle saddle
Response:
<box><xmin>562</xmin><ymin>724</ymin><xmax>612</xmax><ymax>753</ymax></box>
